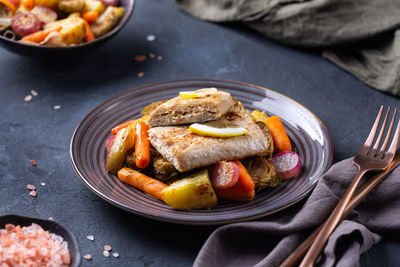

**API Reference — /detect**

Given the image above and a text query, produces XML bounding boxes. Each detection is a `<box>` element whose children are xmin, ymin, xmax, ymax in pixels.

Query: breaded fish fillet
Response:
<box><xmin>148</xmin><ymin>103</ymin><xmax>269</xmax><ymax>172</ymax></box>
<box><xmin>147</xmin><ymin>88</ymin><xmax>234</xmax><ymax>127</ymax></box>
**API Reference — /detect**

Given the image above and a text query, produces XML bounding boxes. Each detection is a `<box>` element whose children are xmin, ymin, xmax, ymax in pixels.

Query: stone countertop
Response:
<box><xmin>0</xmin><ymin>0</ymin><xmax>399</xmax><ymax>266</ymax></box>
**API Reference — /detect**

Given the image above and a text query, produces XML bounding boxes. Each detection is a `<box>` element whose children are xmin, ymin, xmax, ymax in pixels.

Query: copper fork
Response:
<box><xmin>299</xmin><ymin>106</ymin><xmax>400</xmax><ymax>267</ymax></box>
<box><xmin>280</xmin><ymin>147</ymin><xmax>400</xmax><ymax>267</ymax></box>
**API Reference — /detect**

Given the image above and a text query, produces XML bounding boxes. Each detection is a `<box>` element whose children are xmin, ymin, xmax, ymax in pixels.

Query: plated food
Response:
<box><xmin>70</xmin><ymin>79</ymin><xmax>332</xmax><ymax>224</ymax></box>
<box><xmin>105</xmin><ymin>88</ymin><xmax>302</xmax><ymax>210</ymax></box>
<box><xmin>0</xmin><ymin>0</ymin><xmax>124</xmax><ymax>46</ymax></box>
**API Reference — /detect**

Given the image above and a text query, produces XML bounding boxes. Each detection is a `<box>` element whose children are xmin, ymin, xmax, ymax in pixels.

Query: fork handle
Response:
<box><xmin>280</xmin><ymin>160</ymin><xmax>399</xmax><ymax>267</ymax></box>
<box><xmin>299</xmin><ymin>169</ymin><xmax>367</xmax><ymax>267</ymax></box>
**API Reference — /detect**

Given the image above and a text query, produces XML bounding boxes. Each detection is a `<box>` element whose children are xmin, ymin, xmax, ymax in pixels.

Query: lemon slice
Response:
<box><xmin>189</xmin><ymin>123</ymin><xmax>248</xmax><ymax>137</ymax></box>
<box><xmin>179</xmin><ymin>88</ymin><xmax>218</xmax><ymax>99</ymax></box>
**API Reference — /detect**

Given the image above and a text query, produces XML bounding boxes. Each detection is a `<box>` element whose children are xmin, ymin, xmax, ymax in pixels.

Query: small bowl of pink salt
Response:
<box><xmin>0</xmin><ymin>214</ymin><xmax>80</xmax><ymax>267</ymax></box>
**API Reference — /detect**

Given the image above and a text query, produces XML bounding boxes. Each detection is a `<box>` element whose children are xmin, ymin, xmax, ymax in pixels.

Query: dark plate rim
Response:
<box><xmin>0</xmin><ymin>214</ymin><xmax>81</xmax><ymax>266</ymax></box>
<box><xmin>0</xmin><ymin>0</ymin><xmax>135</xmax><ymax>49</ymax></box>
<box><xmin>69</xmin><ymin>79</ymin><xmax>333</xmax><ymax>225</ymax></box>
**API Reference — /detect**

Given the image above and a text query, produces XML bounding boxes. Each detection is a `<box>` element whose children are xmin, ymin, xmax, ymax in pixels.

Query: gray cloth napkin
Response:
<box><xmin>193</xmin><ymin>158</ymin><xmax>400</xmax><ymax>266</ymax></box>
<box><xmin>175</xmin><ymin>0</ymin><xmax>400</xmax><ymax>96</ymax></box>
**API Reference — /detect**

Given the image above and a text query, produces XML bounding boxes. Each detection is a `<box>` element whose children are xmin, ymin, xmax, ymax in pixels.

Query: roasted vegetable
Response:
<box><xmin>135</xmin><ymin>121</ymin><xmax>150</xmax><ymax>169</ymax></box>
<box><xmin>31</xmin><ymin>6</ymin><xmax>57</xmax><ymax>24</ymax></box>
<box><xmin>45</xmin><ymin>16</ymin><xmax>85</xmax><ymax>44</ymax></box>
<box><xmin>84</xmin><ymin>0</ymin><xmax>105</xmax><ymax>13</ymax></box>
<box><xmin>106</xmin><ymin>127</ymin><xmax>134</xmax><ymax>174</ymax></box>
<box><xmin>83</xmin><ymin>19</ymin><xmax>95</xmax><ymax>41</ymax></box>
<box><xmin>33</xmin><ymin>0</ymin><xmax>58</xmax><ymax>8</ymax></box>
<box><xmin>11</xmin><ymin>11</ymin><xmax>41</xmax><ymax>37</ymax></box>
<box><xmin>161</xmin><ymin>170</ymin><xmax>217</xmax><ymax>210</ymax></box>
<box><xmin>82</xmin><ymin>10</ymin><xmax>98</xmax><ymax>22</ymax></box>
<box><xmin>251</xmin><ymin>110</ymin><xmax>269</xmax><ymax>123</ymax></box>
<box><xmin>0</xmin><ymin>0</ymin><xmax>15</xmax><ymax>12</ymax></box>
<box><xmin>266</xmin><ymin>116</ymin><xmax>292</xmax><ymax>152</ymax></box>
<box><xmin>242</xmin><ymin>156</ymin><xmax>280</xmax><ymax>188</ymax></box>
<box><xmin>20</xmin><ymin>25</ymin><xmax>62</xmax><ymax>43</ymax></box>
<box><xmin>58</xmin><ymin>0</ymin><xmax>85</xmax><ymax>13</ymax></box>
<box><xmin>211</xmin><ymin>161</ymin><xmax>239</xmax><ymax>189</ymax></box>
<box><xmin>118</xmin><ymin>167</ymin><xmax>167</xmax><ymax>201</ymax></box>
<box><xmin>152</xmin><ymin>157</ymin><xmax>180</xmax><ymax>182</ymax></box>
<box><xmin>100</xmin><ymin>0</ymin><xmax>117</xmax><ymax>7</ymax></box>
<box><xmin>214</xmin><ymin>184</ymin><xmax>255</xmax><ymax>202</ymax></box>
<box><xmin>272</xmin><ymin>151</ymin><xmax>301</xmax><ymax>179</ymax></box>
<box><xmin>90</xmin><ymin>6</ymin><xmax>123</xmax><ymax>37</ymax></box>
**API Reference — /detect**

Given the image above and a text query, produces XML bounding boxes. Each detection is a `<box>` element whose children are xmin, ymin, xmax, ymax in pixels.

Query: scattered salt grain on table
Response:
<box><xmin>48</xmin><ymin>217</ymin><xmax>54</xmax><ymax>221</ymax></box>
<box><xmin>137</xmin><ymin>72</ymin><xmax>144</xmax><ymax>78</ymax></box>
<box><xmin>0</xmin><ymin>223</ymin><xmax>70</xmax><ymax>266</ymax></box>
<box><xmin>54</xmin><ymin>105</ymin><xmax>61</xmax><ymax>110</ymax></box>
<box><xmin>84</xmin><ymin>254</ymin><xmax>92</xmax><ymax>260</ymax></box>
<box><xmin>113</xmin><ymin>252</ymin><xmax>119</xmax><ymax>258</ymax></box>
<box><xmin>31</xmin><ymin>90</ymin><xmax>38</xmax><ymax>96</ymax></box>
<box><xmin>104</xmin><ymin>245</ymin><xmax>112</xmax><ymax>251</ymax></box>
<box><xmin>86</xmin><ymin>235</ymin><xmax>94</xmax><ymax>241</ymax></box>
<box><xmin>27</xmin><ymin>184</ymin><xmax>36</xmax><ymax>190</ymax></box>
<box><xmin>29</xmin><ymin>190</ymin><xmax>37</xmax><ymax>197</ymax></box>
<box><xmin>157</xmin><ymin>56</ymin><xmax>163</xmax><ymax>61</ymax></box>
<box><xmin>134</xmin><ymin>55</ymin><xmax>146</xmax><ymax>62</ymax></box>
<box><xmin>41</xmin><ymin>182</ymin><xmax>46</xmax><ymax>186</ymax></box>
<box><xmin>103</xmin><ymin>250</ymin><xmax>110</xmax><ymax>257</ymax></box>
<box><xmin>146</xmin><ymin>34</ymin><xmax>156</xmax><ymax>42</ymax></box>
<box><xmin>24</xmin><ymin>95</ymin><xmax>32</xmax><ymax>102</ymax></box>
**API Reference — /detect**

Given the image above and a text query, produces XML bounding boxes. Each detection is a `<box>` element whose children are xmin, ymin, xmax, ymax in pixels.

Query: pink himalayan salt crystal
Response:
<box><xmin>0</xmin><ymin>223</ymin><xmax>71</xmax><ymax>266</ymax></box>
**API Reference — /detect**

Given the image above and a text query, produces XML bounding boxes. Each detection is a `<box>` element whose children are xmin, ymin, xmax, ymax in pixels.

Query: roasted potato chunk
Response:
<box><xmin>45</xmin><ymin>17</ymin><xmax>86</xmax><ymax>45</ymax></box>
<box><xmin>84</xmin><ymin>0</ymin><xmax>105</xmax><ymax>13</ymax></box>
<box><xmin>161</xmin><ymin>170</ymin><xmax>217</xmax><ymax>210</ymax></box>
<box><xmin>91</xmin><ymin>6</ymin><xmax>124</xmax><ymax>37</ymax></box>
<box><xmin>58</xmin><ymin>0</ymin><xmax>85</xmax><ymax>13</ymax></box>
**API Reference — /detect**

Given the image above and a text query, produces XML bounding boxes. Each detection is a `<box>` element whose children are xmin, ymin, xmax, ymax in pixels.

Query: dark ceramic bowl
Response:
<box><xmin>0</xmin><ymin>0</ymin><xmax>134</xmax><ymax>57</ymax></box>
<box><xmin>0</xmin><ymin>214</ymin><xmax>81</xmax><ymax>266</ymax></box>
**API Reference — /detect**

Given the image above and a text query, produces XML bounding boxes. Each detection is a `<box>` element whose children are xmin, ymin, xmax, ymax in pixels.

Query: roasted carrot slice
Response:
<box><xmin>265</xmin><ymin>116</ymin><xmax>292</xmax><ymax>152</ymax></box>
<box><xmin>118</xmin><ymin>167</ymin><xmax>167</xmax><ymax>200</ymax></box>
<box><xmin>82</xmin><ymin>11</ymin><xmax>98</xmax><ymax>23</ymax></box>
<box><xmin>235</xmin><ymin>161</ymin><xmax>255</xmax><ymax>192</ymax></box>
<box><xmin>21</xmin><ymin>26</ymin><xmax>62</xmax><ymax>43</ymax></box>
<box><xmin>83</xmin><ymin>20</ymin><xmax>95</xmax><ymax>42</ymax></box>
<box><xmin>0</xmin><ymin>0</ymin><xmax>16</xmax><ymax>12</ymax></box>
<box><xmin>135</xmin><ymin>121</ymin><xmax>150</xmax><ymax>169</ymax></box>
<box><xmin>214</xmin><ymin>185</ymin><xmax>255</xmax><ymax>202</ymax></box>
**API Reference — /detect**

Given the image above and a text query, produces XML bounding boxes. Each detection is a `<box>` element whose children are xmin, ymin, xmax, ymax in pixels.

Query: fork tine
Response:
<box><xmin>371</xmin><ymin>107</ymin><xmax>390</xmax><ymax>155</ymax></box>
<box><xmin>386</xmin><ymin>109</ymin><xmax>400</xmax><ymax>156</ymax></box>
<box><xmin>378</xmin><ymin>108</ymin><xmax>397</xmax><ymax>157</ymax></box>
<box><xmin>364</xmin><ymin>105</ymin><xmax>384</xmax><ymax>147</ymax></box>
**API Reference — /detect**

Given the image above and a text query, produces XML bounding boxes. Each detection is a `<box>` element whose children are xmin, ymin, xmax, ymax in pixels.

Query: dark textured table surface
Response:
<box><xmin>1</xmin><ymin>0</ymin><xmax>400</xmax><ymax>266</ymax></box>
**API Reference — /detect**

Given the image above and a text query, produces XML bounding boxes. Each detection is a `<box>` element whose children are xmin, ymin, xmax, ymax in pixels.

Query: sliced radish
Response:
<box><xmin>272</xmin><ymin>151</ymin><xmax>301</xmax><ymax>179</ymax></box>
<box><xmin>106</xmin><ymin>135</ymin><xmax>116</xmax><ymax>153</ymax></box>
<box><xmin>211</xmin><ymin>161</ymin><xmax>239</xmax><ymax>189</ymax></box>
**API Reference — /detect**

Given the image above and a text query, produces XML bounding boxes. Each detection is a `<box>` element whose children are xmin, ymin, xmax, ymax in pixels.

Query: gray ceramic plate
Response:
<box><xmin>70</xmin><ymin>79</ymin><xmax>333</xmax><ymax>225</ymax></box>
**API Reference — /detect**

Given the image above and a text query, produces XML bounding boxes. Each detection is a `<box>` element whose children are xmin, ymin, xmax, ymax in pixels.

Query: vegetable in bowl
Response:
<box><xmin>0</xmin><ymin>0</ymin><xmax>124</xmax><ymax>46</ymax></box>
